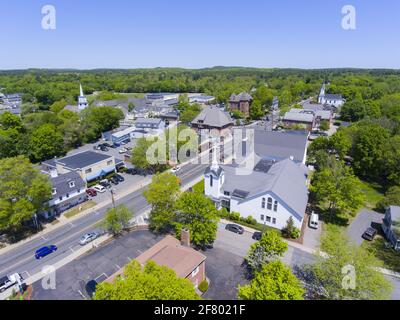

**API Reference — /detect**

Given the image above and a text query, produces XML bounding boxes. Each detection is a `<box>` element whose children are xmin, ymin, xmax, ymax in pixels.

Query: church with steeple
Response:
<box><xmin>64</xmin><ymin>83</ymin><xmax>89</xmax><ymax>113</ymax></box>
<box><xmin>318</xmin><ymin>82</ymin><xmax>345</xmax><ymax>108</ymax></box>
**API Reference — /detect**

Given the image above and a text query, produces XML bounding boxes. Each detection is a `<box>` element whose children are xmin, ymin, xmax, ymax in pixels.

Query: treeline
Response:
<box><xmin>2</xmin><ymin>68</ymin><xmax>400</xmax><ymax>110</ymax></box>
<box><xmin>0</xmin><ymin>106</ymin><xmax>124</xmax><ymax>163</ymax></box>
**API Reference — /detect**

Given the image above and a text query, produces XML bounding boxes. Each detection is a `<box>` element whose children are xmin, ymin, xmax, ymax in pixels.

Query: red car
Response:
<box><xmin>86</xmin><ymin>188</ymin><xmax>97</xmax><ymax>197</ymax></box>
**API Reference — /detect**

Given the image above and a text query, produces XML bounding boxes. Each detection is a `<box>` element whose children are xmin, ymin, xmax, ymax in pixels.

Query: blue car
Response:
<box><xmin>35</xmin><ymin>245</ymin><xmax>57</xmax><ymax>260</ymax></box>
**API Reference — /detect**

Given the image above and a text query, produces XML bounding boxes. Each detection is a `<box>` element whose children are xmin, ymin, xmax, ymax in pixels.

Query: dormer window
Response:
<box><xmin>69</xmin><ymin>181</ymin><xmax>75</xmax><ymax>188</ymax></box>
<box><xmin>52</xmin><ymin>188</ymin><xmax>57</xmax><ymax>195</ymax></box>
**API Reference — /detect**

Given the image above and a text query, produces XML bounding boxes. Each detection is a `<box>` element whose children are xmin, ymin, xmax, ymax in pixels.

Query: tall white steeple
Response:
<box><xmin>211</xmin><ymin>144</ymin><xmax>219</xmax><ymax>172</ymax></box>
<box><xmin>318</xmin><ymin>83</ymin><xmax>326</xmax><ymax>104</ymax></box>
<box><xmin>78</xmin><ymin>83</ymin><xmax>88</xmax><ymax>111</ymax></box>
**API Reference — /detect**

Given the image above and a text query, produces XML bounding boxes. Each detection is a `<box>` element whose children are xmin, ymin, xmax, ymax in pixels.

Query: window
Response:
<box><xmin>192</xmin><ymin>266</ymin><xmax>200</xmax><ymax>277</ymax></box>
<box><xmin>224</xmin><ymin>191</ymin><xmax>230</xmax><ymax>196</ymax></box>
<box><xmin>272</xmin><ymin>218</ymin><xmax>276</xmax><ymax>225</ymax></box>
<box><xmin>69</xmin><ymin>181</ymin><xmax>75</xmax><ymax>188</ymax></box>
<box><xmin>261</xmin><ymin>198</ymin><xmax>266</xmax><ymax>209</ymax></box>
<box><xmin>66</xmin><ymin>193</ymin><xmax>70</xmax><ymax>198</ymax></box>
<box><xmin>85</xmin><ymin>168</ymin><xmax>92</xmax><ymax>174</ymax></box>
<box><xmin>52</xmin><ymin>188</ymin><xmax>57</xmax><ymax>195</ymax></box>
<box><xmin>266</xmin><ymin>216</ymin><xmax>271</xmax><ymax>222</ymax></box>
<box><xmin>261</xmin><ymin>214</ymin><xmax>265</xmax><ymax>221</ymax></box>
<box><xmin>267</xmin><ymin>197</ymin><xmax>273</xmax><ymax>210</ymax></box>
<box><xmin>59</xmin><ymin>196</ymin><xmax>62</xmax><ymax>201</ymax></box>
<box><xmin>107</xmin><ymin>160</ymin><xmax>113</xmax><ymax>166</ymax></box>
<box><xmin>273</xmin><ymin>200</ymin><xmax>278</xmax><ymax>212</ymax></box>
<box><xmin>210</xmin><ymin>175</ymin><xmax>213</xmax><ymax>187</ymax></box>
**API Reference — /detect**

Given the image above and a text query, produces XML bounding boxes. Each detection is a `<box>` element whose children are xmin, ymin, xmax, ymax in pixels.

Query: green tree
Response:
<box><xmin>281</xmin><ymin>217</ymin><xmax>301</xmax><ymax>239</ymax></box>
<box><xmin>174</xmin><ymin>192</ymin><xmax>218</xmax><ymax>247</ymax></box>
<box><xmin>249</xmin><ymin>100</ymin><xmax>264</xmax><ymax>120</ymax></box>
<box><xmin>94</xmin><ymin>260</ymin><xmax>200</xmax><ymax>300</ymax></box>
<box><xmin>308</xmin><ymin>230</ymin><xmax>392</xmax><ymax>300</ymax></box>
<box><xmin>377</xmin><ymin>186</ymin><xmax>400</xmax><ymax>211</ymax></box>
<box><xmin>238</xmin><ymin>261</ymin><xmax>304</xmax><ymax>300</ymax></box>
<box><xmin>143</xmin><ymin>173</ymin><xmax>181</xmax><ymax>233</ymax></box>
<box><xmin>0</xmin><ymin>156</ymin><xmax>52</xmax><ymax>233</ymax></box>
<box><xmin>101</xmin><ymin>205</ymin><xmax>133</xmax><ymax>236</ymax></box>
<box><xmin>28</xmin><ymin>124</ymin><xmax>64</xmax><ymax>162</ymax></box>
<box><xmin>49</xmin><ymin>99</ymin><xmax>68</xmax><ymax>114</ymax></box>
<box><xmin>310</xmin><ymin>159</ymin><xmax>365</xmax><ymax>218</ymax></box>
<box><xmin>245</xmin><ymin>230</ymin><xmax>288</xmax><ymax>274</ymax></box>
<box><xmin>0</xmin><ymin>112</ymin><xmax>23</xmax><ymax>131</ymax></box>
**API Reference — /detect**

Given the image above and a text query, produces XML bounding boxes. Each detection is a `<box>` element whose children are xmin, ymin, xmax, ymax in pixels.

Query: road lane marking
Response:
<box><xmin>127</xmin><ymin>256</ymin><xmax>132</xmax><ymax>261</ymax></box>
<box><xmin>41</xmin><ymin>236</ymin><xmax>48</xmax><ymax>241</ymax></box>
<box><xmin>115</xmin><ymin>264</ymin><xmax>121</xmax><ymax>270</ymax></box>
<box><xmin>77</xmin><ymin>290</ymin><xmax>86</xmax><ymax>299</ymax></box>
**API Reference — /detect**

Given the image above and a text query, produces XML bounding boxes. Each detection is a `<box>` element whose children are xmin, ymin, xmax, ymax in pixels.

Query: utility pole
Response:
<box><xmin>110</xmin><ymin>189</ymin><xmax>116</xmax><ymax>210</ymax></box>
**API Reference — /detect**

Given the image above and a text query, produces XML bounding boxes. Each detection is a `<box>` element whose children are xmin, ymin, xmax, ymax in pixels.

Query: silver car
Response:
<box><xmin>79</xmin><ymin>232</ymin><xmax>99</xmax><ymax>246</ymax></box>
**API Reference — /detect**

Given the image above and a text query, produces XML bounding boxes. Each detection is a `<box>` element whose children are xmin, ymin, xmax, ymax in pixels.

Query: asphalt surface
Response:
<box><xmin>0</xmin><ymin>163</ymin><xmax>207</xmax><ymax>283</ymax></box>
<box><xmin>348</xmin><ymin>209</ymin><xmax>384</xmax><ymax>246</ymax></box>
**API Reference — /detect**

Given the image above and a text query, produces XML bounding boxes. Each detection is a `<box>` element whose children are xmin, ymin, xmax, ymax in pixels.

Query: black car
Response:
<box><xmin>125</xmin><ymin>168</ymin><xmax>137</xmax><ymax>175</ymax></box>
<box><xmin>252</xmin><ymin>231</ymin><xmax>262</xmax><ymax>240</ymax></box>
<box><xmin>114</xmin><ymin>174</ymin><xmax>125</xmax><ymax>182</ymax></box>
<box><xmin>99</xmin><ymin>145</ymin><xmax>109</xmax><ymax>152</ymax></box>
<box><xmin>225</xmin><ymin>224</ymin><xmax>244</xmax><ymax>235</ymax></box>
<box><xmin>99</xmin><ymin>180</ymin><xmax>111</xmax><ymax>188</ymax></box>
<box><xmin>109</xmin><ymin>176</ymin><xmax>119</xmax><ymax>185</ymax></box>
<box><xmin>85</xmin><ymin>280</ymin><xmax>98</xmax><ymax>298</ymax></box>
<box><xmin>362</xmin><ymin>227</ymin><xmax>377</xmax><ymax>241</ymax></box>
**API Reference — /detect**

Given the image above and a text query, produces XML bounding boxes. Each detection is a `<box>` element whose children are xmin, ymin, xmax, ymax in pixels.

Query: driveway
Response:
<box><xmin>31</xmin><ymin>230</ymin><xmax>163</xmax><ymax>300</ymax></box>
<box><xmin>302</xmin><ymin>215</ymin><xmax>322</xmax><ymax>251</ymax></box>
<box><xmin>348</xmin><ymin>209</ymin><xmax>383</xmax><ymax>246</ymax></box>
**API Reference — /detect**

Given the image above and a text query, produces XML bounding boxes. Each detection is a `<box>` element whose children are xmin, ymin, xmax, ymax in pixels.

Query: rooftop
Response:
<box><xmin>283</xmin><ymin>111</ymin><xmax>315</xmax><ymax>123</ymax></box>
<box><xmin>50</xmin><ymin>171</ymin><xmax>86</xmax><ymax>198</ymax></box>
<box><xmin>55</xmin><ymin>151</ymin><xmax>113</xmax><ymax>170</ymax></box>
<box><xmin>191</xmin><ymin>105</ymin><xmax>233</xmax><ymax>128</ymax></box>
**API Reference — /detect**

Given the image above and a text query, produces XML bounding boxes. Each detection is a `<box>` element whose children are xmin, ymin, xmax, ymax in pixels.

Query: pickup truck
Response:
<box><xmin>0</xmin><ymin>273</ymin><xmax>23</xmax><ymax>293</ymax></box>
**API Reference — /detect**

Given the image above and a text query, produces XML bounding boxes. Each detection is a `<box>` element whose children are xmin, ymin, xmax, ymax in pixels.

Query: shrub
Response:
<box><xmin>245</xmin><ymin>216</ymin><xmax>257</xmax><ymax>225</ymax></box>
<box><xmin>281</xmin><ymin>217</ymin><xmax>301</xmax><ymax>239</ymax></box>
<box><xmin>219</xmin><ymin>207</ymin><xmax>230</xmax><ymax>218</ymax></box>
<box><xmin>198</xmin><ymin>280</ymin><xmax>209</xmax><ymax>293</ymax></box>
<box><xmin>229</xmin><ymin>212</ymin><xmax>241</xmax><ymax>221</ymax></box>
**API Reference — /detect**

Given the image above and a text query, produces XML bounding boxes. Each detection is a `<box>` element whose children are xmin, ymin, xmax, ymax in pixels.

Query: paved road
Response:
<box><xmin>0</xmin><ymin>163</ymin><xmax>207</xmax><ymax>283</ymax></box>
<box><xmin>348</xmin><ymin>209</ymin><xmax>383</xmax><ymax>246</ymax></box>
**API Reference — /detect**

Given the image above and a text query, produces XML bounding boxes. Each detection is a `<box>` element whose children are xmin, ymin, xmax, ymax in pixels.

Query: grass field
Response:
<box><xmin>363</xmin><ymin>235</ymin><xmax>400</xmax><ymax>272</ymax></box>
<box><xmin>64</xmin><ymin>201</ymin><xmax>97</xmax><ymax>219</ymax></box>
<box><xmin>359</xmin><ymin>180</ymin><xmax>385</xmax><ymax>210</ymax></box>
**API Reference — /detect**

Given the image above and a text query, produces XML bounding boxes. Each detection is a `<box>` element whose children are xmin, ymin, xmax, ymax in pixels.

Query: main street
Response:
<box><xmin>0</xmin><ymin>163</ymin><xmax>208</xmax><ymax>283</ymax></box>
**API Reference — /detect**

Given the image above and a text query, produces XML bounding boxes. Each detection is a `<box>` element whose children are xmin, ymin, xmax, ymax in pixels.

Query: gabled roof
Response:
<box><xmin>324</xmin><ymin>94</ymin><xmax>343</xmax><ymax>100</ymax></box>
<box><xmin>229</xmin><ymin>92</ymin><xmax>253</xmax><ymax>102</ymax></box>
<box><xmin>218</xmin><ymin>158</ymin><xmax>309</xmax><ymax>220</ymax></box>
<box><xmin>191</xmin><ymin>106</ymin><xmax>233</xmax><ymax>128</ymax></box>
<box><xmin>283</xmin><ymin>111</ymin><xmax>314</xmax><ymax>123</ymax></box>
<box><xmin>50</xmin><ymin>171</ymin><xmax>85</xmax><ymax>198</ymax></box>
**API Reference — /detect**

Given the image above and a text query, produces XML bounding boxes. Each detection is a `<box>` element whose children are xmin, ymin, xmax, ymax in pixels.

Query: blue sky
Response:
<box><xmin>1</xmin><ymin>0</ymin><xmax>399</xmax><ymax>69</ymax></box>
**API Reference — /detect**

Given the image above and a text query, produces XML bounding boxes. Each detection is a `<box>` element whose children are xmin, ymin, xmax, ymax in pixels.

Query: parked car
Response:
<box><xmin>309</xmin><ymin>212</ymin><xmax>319</xmax><ymax>229</ymax></box>
<box><xmin>119</xmin><ymin>148</ymin><xmax>128</xmax><ymax>154</ymax></box>
<box><xmin>125</xmin><ymin>168</ymin><xmax>137</xmax><ymax>175</ymax></box>
<box><xmin>225</xmin><ymin>224</ymin><xmax>244</xmax><ymax>235</ymax></box>
<box><xmin>86</xmin><ymin>188</ymin><xmax>97</xmax><ymax>197</ymax></box>
<box><xmin>85</xmin><ymin>280</ymin><xmax>98</xmax><ymax>298</ymax></box>
<box><xmin>171</xmin><ymin>166</ymin><xmax>181</xmax><ymax>174</ymax></box>
<box><xmin>362</xmin><ymin>227</ymin><xmax>377</xmax><ymax>241</ymax></box>
<box><xmin>35</xmin><ymin>245</ymin><xmax>57</xmax><ymax>259</ymax></box>
<box><xmin>109</xmin><ymin>176</ymin><xmax>119</xmax><ymax>185</ymax></box>
<box><xmin>252</xmin><ymin>231</ymin><xmax>262</xmax><ymax>240</ymax></box>
<box><xmin>99</xmin><ymin>179</ymin><xmax>111</xmax><ymax>189</ymax></box>
<box><xmin>93</xmin><ymin>185</ymin><xmax>106</xmax><ymax>193</ymax></box>
<box><xmin>99</xmin><ymin>145</ymin><xmax>109</xmax><ymax>152</ymax></box>
<box><xmin>112</xmin><ymin>142</ymin><xmax>121</xmax><ymax>148</ymax></box>
<box><xmin>114</xmin><ymin>174</ymin><xmax>125</xmax><ymax>182</ymax></box>
<box><xmin>93</xmin><ymin>145</ymin><xmax>101</xmax><ymax>151</ymax></box>
<box><xmin>0</xmin><ymin>273</ymin><xmax>23</xmax><ymax>293</ymax></box>
<box><xmin>79</xmin><ymin>232</ymin><xmax>100</xmax><ymax>246</ymax></box>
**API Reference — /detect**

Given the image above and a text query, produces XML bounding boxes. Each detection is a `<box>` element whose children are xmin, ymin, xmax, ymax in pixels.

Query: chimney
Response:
<box><xmin>50</xmin><ymin>168</ymin><xmax>59</xmax><ymax>178</ymax></box>
<box><xmin>181</xmin><ymin>229</ymin><xmax>190</xmax><ymax>247</ymax></box>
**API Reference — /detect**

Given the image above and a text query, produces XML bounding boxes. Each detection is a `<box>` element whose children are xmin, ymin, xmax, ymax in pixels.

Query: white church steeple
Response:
<box><xmin>78</xmin><ymin>83</ymin><xmax>88</xmax><ymax>111</ymax></box>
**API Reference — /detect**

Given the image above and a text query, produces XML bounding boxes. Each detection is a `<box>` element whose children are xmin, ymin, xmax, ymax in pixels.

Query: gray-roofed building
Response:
<box><xmin>42</xmin><ymin>151</ymin><xmax>116</xmax><ymax>182</ymax></box>
<box><xmin>252</xmin><ymin>130</ymin><xmax>309</xmax><ymax>164</ymax></box>
<box><xmin>382</xmin><ymin>206</ymin><xmax>400</xmax><ymax>251</ymax></box>
<box><xmin>191</xmin><ymin>106</ymin><xmax>234</xmax><ymax>139</ymax></box>
<box><xmin>204</xmin><ymin>156</ymin><xmax>309</xmax><ymax>230</ymax></box>
<box><xmin>318</xmin><ymin>83</ymin><xmax>345</xmax><ymax>108</ymax></box>
<box><xmin>283</xmin><ymin>110</ymin><xmax>315</xmax><ymax>130</ymax></box>
<box><xmin>44</xmin><ymin>171</ymin><xmax>87</xmax><ymax>219</ymax></box>
<box><xmin>135</xmin><ymin>118</ymin><xmax>165</xmax><ymax>130</ymax></box>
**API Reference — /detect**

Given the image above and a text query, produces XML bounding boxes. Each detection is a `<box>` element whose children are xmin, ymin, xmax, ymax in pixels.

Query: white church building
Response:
<box><xmin>64</xmin><ymin>83</ymin><xmax>89</xmax><ymax>112</ymax></box>
<box><xmin>318</xmin><ymin>83</ymin><xmax>345</xmax><ymax>108</ymax></box>
<box><xmin>204</xmin><ymin>149</ymin><xmax>310</xmax><ymax>231</ymax></box>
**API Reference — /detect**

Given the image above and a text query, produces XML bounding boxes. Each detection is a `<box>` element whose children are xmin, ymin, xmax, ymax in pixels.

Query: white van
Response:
<box><xmin>309</xmin><ymin>212</ymin><xmax>319</xmax><ymax>230</ymax></box>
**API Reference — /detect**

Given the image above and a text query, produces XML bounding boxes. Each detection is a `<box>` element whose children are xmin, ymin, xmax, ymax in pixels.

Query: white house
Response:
<box><xmin>204</xmin><ymin>150</ymin><xmax>309</xmax><ymax>230</ymax></box>
<box><xmin>318</xmin><ymin>83</ymin><xmax>345</xmax><ymax>108</ymax></box>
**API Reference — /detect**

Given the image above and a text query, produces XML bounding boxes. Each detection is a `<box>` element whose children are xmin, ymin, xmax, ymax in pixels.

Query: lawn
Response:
<box><xmin>359</xmin><ymin>180</ymin><xmax>385</xmax><ymax>210</ymax></box>
<box><xmin>192</xmin><ymin>179</ymin><xmax>204</xmax><ymax>194</ymax></box>
<box><xmin>64</xmin><ymin>201</ymin><xmax>97</xmax><ymax>219</ymax></box>
<box><xmin>362</xmin><ymin>235</ymin><xmax>400</xmax><ymax>273</ymax></box>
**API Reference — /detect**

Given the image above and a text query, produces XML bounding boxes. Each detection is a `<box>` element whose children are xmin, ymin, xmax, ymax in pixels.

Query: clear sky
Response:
<box><xmin>1</xmin><ymin>0</ymin><xmax>399</xmax><ymax>69</ymax></box>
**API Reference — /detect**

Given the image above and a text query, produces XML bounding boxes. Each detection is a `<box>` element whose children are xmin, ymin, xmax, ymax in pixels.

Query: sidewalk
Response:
<box><xmin>0</xmin><ymin>176</ymin><xmax>153</xmax><ymax>256</ymax></box>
